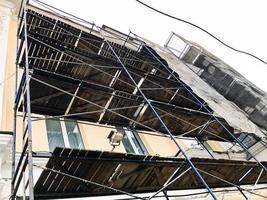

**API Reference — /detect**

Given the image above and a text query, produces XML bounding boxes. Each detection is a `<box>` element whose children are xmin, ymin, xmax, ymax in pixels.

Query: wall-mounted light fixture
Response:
<box><xmin>107</xmin><ymin>130</ymin><xmax>124</xmax><ymax>151</ymax></box>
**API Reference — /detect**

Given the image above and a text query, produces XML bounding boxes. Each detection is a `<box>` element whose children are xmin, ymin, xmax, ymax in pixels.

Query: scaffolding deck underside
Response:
<box><xmin>17</xmin><ymin>6</ymin><xmax>236</xmax><ymax>142</ymax></box>
<box><xmin>34</xmin><ymin>147</ymin><xmax>267</xmax><ymax>199</ymax></box>
<box><xmin>11</xmin><ymin>2</ymin><xmax>267</xmax><ymax>200</ymax></box>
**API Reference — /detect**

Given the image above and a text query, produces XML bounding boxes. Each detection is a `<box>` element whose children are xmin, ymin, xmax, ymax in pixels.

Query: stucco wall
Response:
<box><xmin>15</xmin><ymin>117</ymin><xmax>190</xmax><ymax>157</ymax></box>
<box><xmin>139</xmin><ymin>131</ymin><xmax>187</xmax><ymax>157</ymax></box>
<box><xmin>79</xmin><ymin>123</ymin><xmax>126</xmax><ymax>153</ymax></box>
<box><xmin>16</xmin><ymin>115</ymin><xmax>49</xmax><ymax>152</ymax></box>
<box><xmin>0</xmin><ymin>1</ymin><xmax>16</xmax><ymax>132</ymax></box>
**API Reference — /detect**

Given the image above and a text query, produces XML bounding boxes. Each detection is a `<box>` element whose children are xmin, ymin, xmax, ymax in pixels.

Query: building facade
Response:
<box><xmin>0</xmin><ymin>0</ymin><xmax>267</xmax><ymax>199</ymax></box>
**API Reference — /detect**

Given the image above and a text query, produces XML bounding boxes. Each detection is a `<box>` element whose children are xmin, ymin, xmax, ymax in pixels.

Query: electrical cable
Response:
<box><xmin>136</xmin><ymin>0</ymin><xmax>267</xmax><ymax>65</ymax></box>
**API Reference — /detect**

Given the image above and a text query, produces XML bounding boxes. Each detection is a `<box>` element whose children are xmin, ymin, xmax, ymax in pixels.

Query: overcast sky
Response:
<box><xmin>41</xmin><ymin>0</ymin><xmax>267</xmax><ymax>92</ymax></box>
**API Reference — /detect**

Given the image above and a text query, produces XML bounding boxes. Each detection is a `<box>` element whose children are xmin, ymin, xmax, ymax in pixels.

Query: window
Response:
<box><xmin>121</xmin><ymin>127</ymin><xmax>147</xmax><ymax>155</ymax></box>
<box><xmin>46</xmin><ymin>119</ymin><xmax>65</xmax><ymax>151</ymax></box>
<box><xmin>64</xmin><ymin>120</ymin><xmax>84</xmax><ymax>149</ymax></box>
<box><xmin>46</xmin><ymin>118</ymin><xmax>84</xmax><ymax>151</ymax></box>
<box><xmin>238</xmin><ymin>133</ymin><xmax>259</xmax><ymax>149</ymax></box>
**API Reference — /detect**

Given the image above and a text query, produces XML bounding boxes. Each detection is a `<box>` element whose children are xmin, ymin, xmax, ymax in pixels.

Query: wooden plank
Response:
<box><xmin>34</xmin><ymin>148</ymin><xmax>267</xmax><ymax>198</ymax></box>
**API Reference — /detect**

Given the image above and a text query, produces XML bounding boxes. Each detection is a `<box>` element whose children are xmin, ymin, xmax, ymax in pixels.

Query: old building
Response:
<box><xmin>0</xmin><ymin>0</ymin><xmax>267</xmax><ymax>199</ymax></box>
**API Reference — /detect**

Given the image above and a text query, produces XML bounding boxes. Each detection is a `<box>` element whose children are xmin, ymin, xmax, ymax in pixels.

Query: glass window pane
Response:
<box><xmin>243</xmin><ymin>135</ymin><xmax>257</xmax><ymax>148</ymax></box>
<box><xmin>46</xmin><ymin>119</ymin><xmax>65</xmax><ymax>151</ymax></box>
<box><xmin>121</xmin><ymin>128</ymin><xmax>147</xmax><ymax>155</ymax></box>
<box><xmin>122</xmin><ymin>133</ymin><xmax>135</xmax><ymax>153</ymax></box>
<box><xmin>127</xmin><ymin>130</ymin><xmax>144</xmax><ymax>154</ymax></box>
<box><xmin>238</xmin><ymin>133</ymin><xmax>258</xmax><ymax>148</ymax></box>
<box><xmin>64</xmin><ymin>120</ymin><xmax>84</xmax><ymax>149</ymax></box>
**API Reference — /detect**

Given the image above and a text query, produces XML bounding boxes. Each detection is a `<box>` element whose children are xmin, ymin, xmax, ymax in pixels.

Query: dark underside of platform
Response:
<box><xmin>17</xmin><ymin>7</ymin><xmax>237</xmax><ymax>142</ymax></box>
<box><xmin>34</xmin><ymin>148</ymin><xmax>267</xmax><ymax>199</ymax></box>
<box><xmin>27</xmin><ymin>69</ymin><xmax>233</xmax><ymax>141</ymax></box>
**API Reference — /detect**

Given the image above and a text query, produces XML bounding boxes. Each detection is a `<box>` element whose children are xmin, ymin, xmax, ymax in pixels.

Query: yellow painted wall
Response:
<box><xmin>15</xmin><ymin>115</ymin><xmax>189</xmax><ymax>157</ymax></box>
<box><xmin>16</xmin><ymin>115</ymin><xmax>49</xmax><ymax>152</ymax></box>
<box><xmin>1</xmin><ymin>14</ymin><xmax>16</xmax><ymax>131</ymax></box>
<box><xmin>216</xmin><ymin>190</ymin><xmax>267</xmax><ymax>200</ymax></box>
<box><xmin>139</xmin><ymin>131</ymin><xmax>187</xmax><ymax>157</ymax></box>
<box><xmin>207</xmin><ymin>140</ymin><xmax>227</xmax><ymax>152</ymax></box>
<box><xmin>78</xmin><ymin>123</ymin><xmax>126</xmax><ymax>153</ymax></box>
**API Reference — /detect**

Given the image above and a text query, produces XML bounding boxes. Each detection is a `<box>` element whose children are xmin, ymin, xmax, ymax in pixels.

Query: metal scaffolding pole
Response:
<box><xmin>11</xmin><ymin>2</ymin><xmax>27</xmax><ymax>199</ymax></box>
<box><xmin>24</xmin><ymin>34</ymin><xmax>226</xmax><ymax>142</ymax></box>
<box><xmin>33</xmin><ymin>164</ymin><xmax>146</xmax><ymax>200</ymax></box>
<box><xmin>148</xmin><ymin>167</ymin><xmax>192</xmax><ymax>199</ymax></box>
<box><xmin>24</xmin><ymin>11</ymin><xmax>201</xmax><ymax>107</ymax></box>
<box><xmin>30</xmin><ymin>76</ymin><xmax>198</xmax><ymax>139</ymax></box>
<box><xmin>102</xmin><ymin>39</ymin><xmax>218</xmax><ymax>200</ymax></box>
<box><xmin>12</xmin><ymin>7</ymin><xmax>35</xmax><ymax>199</ymax></box>
<box><xmin>12</xmin><ymin>2</ymin><xmax>267</xmax><ymax>199</ymax></box>
<box><xmin>11</xmin><ymin>9</ymin><xmax>20</xmax><ymax>199</ymax></box>
<box><xmin>23</xmin><ymin>10</ymin><xmax>35</xmax><ymax>200</ymax></box>
<box><xmin>134</xmin><ymin>36</ymin><xmax>267</xmax><ymax>174</ymax></box>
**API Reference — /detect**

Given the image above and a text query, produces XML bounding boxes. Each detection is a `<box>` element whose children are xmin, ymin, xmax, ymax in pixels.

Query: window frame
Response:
<box><xmin>46</xmin><ymin>118</ymin><xmax>84</xmax><ymax>151</ymax></box>
<box><xmin>121</xmin><ymin>127</ymin><xmax>148</xmax><ymax>155</ymax></box>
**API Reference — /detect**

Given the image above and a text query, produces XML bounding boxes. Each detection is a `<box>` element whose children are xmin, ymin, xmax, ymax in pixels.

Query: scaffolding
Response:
<box><xmin>10</xmin><ymin>0</ymin><xmax>267</xmax><ymax>199</ymax></box>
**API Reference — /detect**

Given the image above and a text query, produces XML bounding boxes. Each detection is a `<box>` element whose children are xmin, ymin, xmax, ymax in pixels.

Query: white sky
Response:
<box><xmin>41</xmin><ymin>0</ymin><xmax>267</xmax><ymax>93</ymax></box>
<box><xmin>6</xmin><ymin>1</ymin><xmax>266</xmax><ymax>199</ymax></box>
